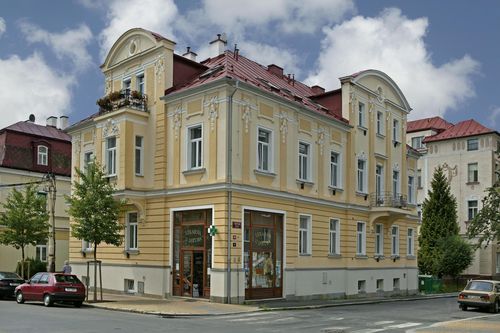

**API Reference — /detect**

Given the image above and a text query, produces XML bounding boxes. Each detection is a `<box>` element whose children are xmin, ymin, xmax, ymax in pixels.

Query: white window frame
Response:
<box><xmin>330</xmin><ymin>151</ymin><xmax>341</xmax><ymax>188</ymax></box>
<box><xmin>298</xmin><ymin>214</ymin><xmax>312</xmax><ymax>255</ymax></box>
<box><xmin>187</xmin><ymin>124</ymin><xmax>203</xmax><ymax>170</ymax></box>
<box><xmin>136</xmin><ymin>73</ymin><xmax>145</xmax><ymax>94</ymax></box>
<box><xmin>375</xmin><ymin>224</ymin><xmax>384</xmax><ymax>256</ymax></box>
<box><xmin>357</xmin><ymin>158</ymin><xmax>367</xmax><ymax>193</ymax></box>
<box><xmin>393</xmin><ymin>170</ymin><xmax>400</xmax><ymax>196</ymax></box>
<box><xmin>123</xmin><ymin>77</ymin><xmax>131</xmax><ymax>92</ymax></box>
<box><xmin>467</xmin><ymin>138</ymin><xmax>479</xmax><ymax>151</ymax></box>
<box><xmin>468</xmin><ymin>163</ymin><xmax>478</xmax><ymax>182</ymax></box>
<box><xmin>375</xmin><ymin>164</ymin><xmax>384</xmax><ymax>197</ymax></box>
<box><xmin>376</xmin><ymin>111</ymin><xmax>384</xmax><ymax>135</ymax></box>
<box><xmin>106</xmin><ymin>137</ymin><xmax>117</xmax><ymax>176</ymax></box>
<box><xmin>257</xmin><ymin>127</ymin><xmax>273</xmax><ymax>173</ymax></box>
<box><xmin>126</xmin><ymin>212</ymin><xmax>138</xmax><ymax>251</ymax></box>
<box><xmin>391</xmin><ymin>225</ymin><xmax>399</xmax><ymax>256</ymax></box>
<box><xmin>135</xmin><ymin>136</ymin><xmax>144</xmax><ymax>176</ymax></box>
<box><xmin>37</xmin><ymin>145</ymin><xmax>48</xmax><ymax>166</ymax></box>
<box><xmin>36</xmin><ymin>243</ymin><xmax>47</xmax><ymax>262</ymax></box>
<box><xmin>411</xmin><ymin>136</ymin><xmax>424</xmax><ymax>149</ymax></box>
<box><xmin>329</xmin><ymin>218</ymin><xmax>340</xmax><ymax>255</ymax></box>
<box><xmin>407</xmin><ymin>228</ymin><xmax>414</xmax><ymax>256</ymax></box>
<box><xmin>298</xmin><ymin>141</ymin><xmax>311</xmax><ymax>181</ymax></box>
<box><xmin>356</xmin><ymin>221</ymin><xmax>366</xmax><ymax>256</ymax></box>
<box><xmin>83</xmin><ymin>151</ymin><xmax>94</xmax><ymax>172</ymax></box>
<box><xmin>82</xmin><ymin>240</ymin><xmax>93</xmax><ymax>252</ymax></box>
<box><xmin>408</xmin><ymin>175</ymin><xmax>415</xmax><ymax>204</ymax></box>
<box><xmin>393</xmin><ymin>119</ymin><xmax>400</xmax><ymax>143</ymax></box>
<box><xmin>358</xmin><ymin>102</ymin><xmax>366</xmax><ymax>128</ymax></box>
<box><xmin>468</xmin><ymin>200</ymin><xmax>478</xmax><ymax>221</ymax></box>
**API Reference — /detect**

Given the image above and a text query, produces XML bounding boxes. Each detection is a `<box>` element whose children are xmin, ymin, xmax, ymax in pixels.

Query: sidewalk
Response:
<box><xmin>84</xmin><ymin>292</ymin><xmax>459</xmax><ymax>317</ymax></box>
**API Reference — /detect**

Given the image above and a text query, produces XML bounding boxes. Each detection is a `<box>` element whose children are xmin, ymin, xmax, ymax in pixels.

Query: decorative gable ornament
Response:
<box><xmin>278</xmin><ymin>111</ymin><xmax>289</xmax><ymax>143</ymax></box>
<box><xmin>172</xmin><ymin>106</ymin><xmax>183</xmax><ymax>140</ymax></box>
<box><xmin>102</xmin><ymin>119</ymin><xmax>119</xmax><ymax>138</ymax></box>
<box><xmin>241</xmin><ymin>101</ymin><xmax>251</xmax><ymax>133</ymax></box>
<box><xmin>154</xmin><ymin>55</ymin><xmax>165</xmax><ymax>83</ymax></box>
<box><xmin>317</xmin><ymin>127</ymin><xmax>326</xmax><ymax>156</ymax></box>
<box><xmin>208</xmin><ymin>225</ymin><xmax>218</xmax><ymax>237</ymax></box>
<box><xmin>207</xmin><ymin>96</ymin><xmax>219</xmax><ymax>131</ymax></box>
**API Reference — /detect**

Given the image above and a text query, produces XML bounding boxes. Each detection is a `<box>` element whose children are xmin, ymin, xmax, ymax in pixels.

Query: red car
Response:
<box><xmin>15</xmin><ymin>272</ymin><xmax>85</xmax><ymax>307</ymax></box>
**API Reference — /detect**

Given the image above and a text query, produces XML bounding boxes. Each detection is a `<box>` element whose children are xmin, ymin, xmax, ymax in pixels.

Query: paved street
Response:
<box><xmin>0</xmin><ymin>297</ymin><xmax>499</xmax><ymax>333</ymax></box>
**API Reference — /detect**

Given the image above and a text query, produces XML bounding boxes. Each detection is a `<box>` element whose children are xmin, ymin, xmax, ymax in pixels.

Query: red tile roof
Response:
<box><xmin>407</xmin><ymin>116</ymin><xmax>453</xmax><ymax>133</ymax></box>
<box><xmin>168</xmin><ymin>51</ymin><xmax>347</xmax><ymax>124</ymax></box>
<box><xmin>1</xmin><ymin>121</ymin><xmax>71</xmax><ymax>142</ymax></box>
<box><xmin>423</xmin><ymin>119</ymin><xmax>497</xmax><ymax>143</ymax></box>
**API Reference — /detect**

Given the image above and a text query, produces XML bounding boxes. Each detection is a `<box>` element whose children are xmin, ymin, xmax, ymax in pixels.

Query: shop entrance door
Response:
<box><xmin>180</xmin><ymin>250</ymin><xmax>205</xmax><ymax>297</ymax></box>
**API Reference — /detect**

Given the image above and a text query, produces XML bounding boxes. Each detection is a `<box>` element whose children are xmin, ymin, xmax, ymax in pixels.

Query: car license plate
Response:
<box><xmin>9</xmin><ymin>283</ymin><xmax>19</xmax><ymax>286</ymax></box>
<box><xmin>468</xmin><ymin>295</ymin><xmax>479</xmax><ymax>299</ymax></box>
<box><xmin>65</xmin><ymin>288</ymin><xmax>77</xmax><ymax>292</ymax></box>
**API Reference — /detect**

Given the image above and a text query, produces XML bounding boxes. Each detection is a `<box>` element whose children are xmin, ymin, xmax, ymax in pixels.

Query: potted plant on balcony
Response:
<box><xmin>96</xmin><ymin>96</ymin><xmax>112</xmax><ymax>112</ymax></box>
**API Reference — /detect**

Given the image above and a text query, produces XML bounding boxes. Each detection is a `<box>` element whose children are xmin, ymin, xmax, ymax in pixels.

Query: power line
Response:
<box><xmin>0</xmin><ymin>180</ymin><xmax>46</xmax><ymax>188</ymax></box>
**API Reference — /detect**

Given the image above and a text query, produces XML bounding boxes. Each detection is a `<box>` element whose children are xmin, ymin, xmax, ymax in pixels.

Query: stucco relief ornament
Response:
<box><xmin>154</xmin><ymin>55</ymin><xmax>165</xmax><ymax>83</ymax></box>
<box><xmin>102</xmin><ymin>119</ymin><xmax>119</xmax><ymax>138</ymax></box>
<box><xmin>105</xmin><ymin>75</ymin><xmax>112</xmax><ymax>94</ymax></box>
<box><xmin>349</xmin><ymin>91</ymin><xmax>357</xmax><ymax>114</ymax></box>
<box><xmin>317</xmin><ymin>128</ymin><xmax>326</xmax><ymax>155</ymax></box>
<box><xmin>376</xmin><ymin>87</ymin><xmax>385</xmax><ymax>103</ymax></box>
<box><xmin>241</xmin><ymin>101</ymin><xmax>251</xmax><ymax>133</ymax></box>
<box><xmin>442</xmin><ymin>162</ymin><xmax>458</xmax><ymax>184</ymax></box>
<box><xmin>393</xmin><ymin>163</ymin><xmax>400</xmax><ymax>171</ymax></box>
<box><xmin>207</xmin><ymin>96</ymin><xmax>218</xmax><ymax>131</ymax></box>
<box><xmin>368</xmin><ymin>97</ymin><xmax>375</xmax><ymax>113</ymax></box>
<box><xmin>172</xmin><ymin>106</ymin><xmax>183</xmax><ymax>140</ymax></box>
<box><xmin>278</xmin><ymin>111</ymin><xmax>289</xmax><ymax>143</ymax></box>
<box><xmin>72</xmin><ymin>136</ymin><xmax>81</xmax><ymax>155</ymax></box>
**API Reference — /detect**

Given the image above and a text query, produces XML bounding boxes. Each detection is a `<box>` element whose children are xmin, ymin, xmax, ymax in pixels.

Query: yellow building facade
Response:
<box><xmin>68</xmin><ymin>29</ymin><xmax>419</xmax><ymax>303</ymax></box>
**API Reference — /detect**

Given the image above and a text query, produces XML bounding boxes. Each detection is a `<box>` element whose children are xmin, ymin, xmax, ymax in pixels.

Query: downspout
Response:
<box><xmin>227</xmin><ymin>80</ymin><xmax>239</xmax><ymax>304</ymax></box>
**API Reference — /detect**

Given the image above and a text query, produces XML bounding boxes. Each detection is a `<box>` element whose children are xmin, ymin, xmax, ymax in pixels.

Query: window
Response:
<box><xmin>407</xmin><ymin>228</ymin><xmax>414</xmax><ymax>256</ymax></box>
<box><xmin>357</xmin><ymin>159</ymin><xmax>367</xmax><ymax>193</ymax></box>
<box><xmin>83</xmin><ymin>151</ymin><xmax>94</xmax><ymax>173</ymax></box>
<box><xmin>376</xmin><ymin>111</ymin><xmax>384</xmax><ymax>135</ymax></box>
<box><xmin>358</xmin><ymin>102</ymin><xmax>366</xmax><ymax>127</ymax></box>
<box><xmin>127</xmin><ymin>212</ymin><xmax>138</xmax><ymax>250</ymax></box>
<box><xmin>393</xmin><ymin>170</ymin><xmax>400</xmax><ymax>195</ymax></box>
<box><xmin>375</xmin><ymin>224</ymin><xmax>383</xmax><ymax>256</ymax></box>
<box><xmin>375</xmin><ymin>165</ymin><xmax>384</xmax><ymax>197</ymax></box>
<box><xmin>36</xmin><ymin>243</ymin><xmax>47</xmax><ymax>262</ymax></box>
<box><xmin>468</xmin><ymin>163</ymin><xmax>478</xmax><ymax>182</ymax></box>
<box><xmin>39</xmin><ymin>273</ymin><xmax>49</xmax><ymax>284</ymax></box>
<box><xmin>411</xmin><ymin>136</ymin><xmax>424</xmax><ymax>149</ymax></box>
<box><xmin>188</xmin><ymin>125</ymin><xmax>203</xmax><ymax>169</ymax></box>
<box><xmin>82</xmin><ymin>240</ymin><xmax>93</xmax><ymax>252</ymax></box>
<box><xmin>135</xmin><ymin>136</ymin><xmax>144</xmax><ymax>175</ymax></box>
<box><xmin>391</xmin><ymin>226</ymin><xmax>399</xmax><ymax>256</ymax></box>
<box><xmin>136</xmin><ymin>74</ymin><xmax>144</xmax><ymax>94</ymax></box>
<box><xmin>358</xmin><ymin>280</ymin><xmax>366</xmax><ymax>293</ymax></box>
<box><xmin>106</xmin><ymin>137</ymin><xmax>117</xmax><ymax>176</ymax></box>
<box><xmin>123</xmin><ymin>78</ymin><xmax>131</xmax><ymax>93</ymax></box>
<box><xmin>298</xmin><ymin>142</ymin><xmax>311</xmax><ymax>181</ymax></box>
<box><xmin>299</xmin><ymin>215</ymin><xmax>311</xmax><ymax>255</ymax></box>
<box><xmin>408</xmin><ymin>176</ymin><xmax>415</xmax><ymax>204</ymax></box>
<box><xmin>468</xmin><ymin>200</ymin><xmax>478</xmax><ymax>220</ymax></box>
<box><xmin>37</xmin><ymin>145</ymin><xmax>48</xmax><ymax>166</ymax></box>
<box><xmin>356</xmin><ymin>222</ymin><xmax>366</xmax><ymax>255</ymax></box>
<box><xmin>393</xmin><ymin>119</ymin><xmax>399</xmax><ymax>142</ymax></box>
<box><xmin>417</xmin><ymin>169</ymin><xmax>422</xmax><ymax>188</ymax></box>
<box><xmin>330</xmin><ymin>152</ymin><xmax>340</xmax><ymax>188</ymax></box>
<box><xmin>376</xmin><ymin>279</ymin><xmax>384</xmax><ymax>291</ymax></box>
<box><xmin>257</xmin><ymin>128</ymin><xmax>272</xmax><ymax>172</ymax></box>
<box><xmin>393</xmin><ymin>278</ymin><xmax>400</xmax><ymax>290</ymax></box>
<box><xmin>329</xmin><ymin>219</ymin><xmax>340</xmax><ymax>255</ymax></box>
<box><xmin>467</xmin><ymin>138</ymin><xmax>479</xmax><ymax>151</ymax></box>
<box><xmin>125</xmin><ymin>279</ymin><xmax>134</xmax><ymax>293</ymax></box>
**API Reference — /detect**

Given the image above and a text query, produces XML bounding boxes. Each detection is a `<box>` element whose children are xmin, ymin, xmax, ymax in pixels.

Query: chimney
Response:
<box><xmin>267</xmin><ymin>64</ymin><xmax>283</xmax><ymax>77</ymax></box>
<box><xmin>46</xmin><ymin>116</ymin><xmax>57</xmax><ymax>127</ymax></box>
<box><xmin>28</xmin><ymin>114</ymin><xmax>36</xmax><ymax>123</ymax></box>
<box><xmin>59</xmin><ymin>116</ymin><xmax>69</xmax><ymax>130</ymax></box>
<box><xmin>311</xmin><ymin>85</ymin><xmax>325</xmax><ymax>95</ymax></box>
<box><xmin>182</xmin><ymin>46</ymin><xmax>198</xmax><ymax>62</ymax></box>
<box><xmin>209</xmin><ymin>33</ymin><xmax>227</xmax><ymax>58</ymax></box>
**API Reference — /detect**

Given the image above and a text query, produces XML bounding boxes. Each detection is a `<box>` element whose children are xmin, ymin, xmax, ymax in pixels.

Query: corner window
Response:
<box><xmin>391</xmin><ymin>226</ymin><xmax>399</xmax><ymax>256</ymax></box>
<box><xmin>358</xmin><ymin>102</ymin><xmax>366</xmax><ymax>128</ymax></box>
<box><xmin>375</xmin><ymin>224</ymin><xmax>383</xmax><ymax>256</ymax></box>
<box><xmin>393</xmin><ymin>170</ymin><xmax>400</xmax><ymax>196</ymax></box>
<box><xmin>375</xmin><ymin>165</ymin><xmax>384</xmax><ymax>197</ymax></box>
<box><xmin>299</xmin><ymin>215</ymin><xmax>312</xmax><ymax>255</ymax></box>
<box><xmin>330</xmin><ymin>151</ymin><xmax>341</xmax><ymax>188</ymax></box>
<box><xmin>411</xmin><ymin>136</ymin><xmax>424</xmax><ymax>149</ymax></box>
<box><xmin>123</xmin><ymin>78</ymin><xmax>131</xmax><ymax>93</ymax></box>
<box><xmin>467</xmin><ymin>138</ymin><xmax>479</xmax><ymax>151</ymax></box>
<box><xmin>329</xmin><ymin>219</ymin><xmax>340</xmax><ymax>255</ymax></box>
<box><xmin>37</xmin><ymin>145</ymin><xmax>48</xmax><ymax>166</ymax></box>
<box><xmin>106</xmin><ymin>137</ymin><xmax>117</xmax><ymax>176</ymax></box>
<box><xmin>135</xmin><ymin>136</ymin><xmax>144</xmax><ymax>176</ymax></box>
<box><xmin>36</xmin><ymin>242</ymin><xmax>47</xmax><ymax>262</ymax></box>
<box><xmin>257</xmin><ymin>128</ymin><xmax>272</xmax><ymax>172</ymax></box>
<box><xmin>417</xmin><ymin>169</ymin><xmax>422</xmax><ymax>188</ymax></box>
<box><xmin>393</xmin><ymin>119</ymin><xmax>399</xmax><ymax>143</ymax></box>
<box><xmin>468</xmin><ymin>200</ymin><xmax>478</xmax><ymax>220</ymax></box>
<box><xmin>127</xmin><ymin>212</ymin><xmax>138</xmax><ymax>250</ymax></box>
<box><xmin>136</xmin><ymin>74</ymin><xmax>145</xmax><ymax>95</ymax></box>
<box><xmin>468</xmin><ymin>163</ymin><xmax>478</xmax><ymax>182</ymax></box>
<box><xmin>83</xmin><ymin>151</ymin><xmax>94</xmax><ymax>173</ymax></box>
<box><xmin>408</xmin><ymin>176</ymin><xmax>415</xmax><ymax>204</ymax></box>
<box><xmin>357</xmin><ymin>159</ymin><xmax>367</xmax><ymax>193</ymax></box>
<box><xmin>298</xmin><ymin>141</ymin><xmax>311</xmax><ymax>181</ymax></box>
<box><xmin>407</xmin><ymin>228</ymin><xmax>414</xmax><ymax>256</ymax></box>
<box><xmin>376</xmin><ymin>111</ymin><xmax>384</xmax><ymax>135</ymax></box>
<box><xmin>188</xmin><ymin>125</ymin><xmax>203</xmax><ymax>169</ymax></box>
<box><xmin>356</xmin><ymin>222</ymin><xmax>366</xmax><ymax>255</ymax></box>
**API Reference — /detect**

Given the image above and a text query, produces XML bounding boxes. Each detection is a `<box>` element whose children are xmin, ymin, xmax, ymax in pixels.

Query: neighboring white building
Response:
<box><xmin>406</xmin><ymin>117</ymin><xmax>500</xmax><ymax>278</ymax></box>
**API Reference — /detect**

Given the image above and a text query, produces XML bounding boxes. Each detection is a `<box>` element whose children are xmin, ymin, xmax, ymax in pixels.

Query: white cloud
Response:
<box><xmin>0</xmin><ymin>53</ymin><xmax>74</xmax><ymax>128</ymax></box>
<box><xmin>489</xmin><ymin>106</ymin><xmax>500</xmax><ymax>129</ymax></box>
<box><xmin>0</xmin><ymin>17</ymin><xmax>6</xmax><ymax>37</ymax></box>
<box><xmin>99</xmin><ymin>0</ymin><xmax>178</xmax><ymax>59</ymax></box>
<box><xmin>77</xmin><ymin>0</ymin><xmax>103</xmax><ymax>9</ymax></box>
<box><xmin>306</xmin><ymin>8</ymin><xmax>480</xmax><ymax>120</ymax></box>
<box><xmin>20</xmin><ymin>22</ymin><xmax>93</xmax><ymax>72</ymax></box>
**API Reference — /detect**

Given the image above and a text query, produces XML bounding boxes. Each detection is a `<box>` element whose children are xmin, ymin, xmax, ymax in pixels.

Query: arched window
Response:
<box><xmin>37</xmin><ymin>145</ymin><xmax>48</xmax><ymax>166</ymax></box>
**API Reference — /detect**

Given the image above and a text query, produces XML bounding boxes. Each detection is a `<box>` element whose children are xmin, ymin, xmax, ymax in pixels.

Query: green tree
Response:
<box><xmin>66</xmin><ymin>161</ymin><xmax>125</xmax><ymax>301</ymax></box>
<box><xmin>0</xmin><ymin>184</ymin><xmax>49</xmax><ymax>278</ymax></box>
<box><xmin>418</xmin><ymin>166</ymin><xmax>459</xmax><ymax>275</ymax></box>
<box><xmin>433</xmin><ymin>235</ymin><xmax>473</xmax><ymax>278</ymax></box>
<box><xmin>466</xmin><ymin>183</ymin><xmax>500</xmax><ymax>248</ymax></box>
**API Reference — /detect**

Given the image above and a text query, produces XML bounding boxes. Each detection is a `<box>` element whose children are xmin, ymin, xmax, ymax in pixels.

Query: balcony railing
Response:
<box><xmin>97</xmin><ymin>89</ymin><xmax>148</xmax><ymax>114</ymax></box>
<box><xmin>370</xmin><ymin>192</ymin><xmax>408</xmax><ymax>209</ymax></box>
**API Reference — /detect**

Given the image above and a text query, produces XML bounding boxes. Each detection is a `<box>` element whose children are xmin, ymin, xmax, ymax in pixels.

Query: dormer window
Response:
<box><xmin>37</xmin><ymin>145</ymin><xmax>48</xmax><ymax>166</ymax></box>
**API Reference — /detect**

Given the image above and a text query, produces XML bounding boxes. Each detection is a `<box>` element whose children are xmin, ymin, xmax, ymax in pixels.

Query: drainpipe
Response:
<box><xmin>227</xmin><ymin>80</ymin><xmax>239</xmax><ymax>304</ymax></box>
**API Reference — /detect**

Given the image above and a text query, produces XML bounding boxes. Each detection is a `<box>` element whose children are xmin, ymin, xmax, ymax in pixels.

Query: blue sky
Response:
<box><xmin>0</xmin><ymin>0</ymin><xmax>498</xmax><ymax>130</ymax></box>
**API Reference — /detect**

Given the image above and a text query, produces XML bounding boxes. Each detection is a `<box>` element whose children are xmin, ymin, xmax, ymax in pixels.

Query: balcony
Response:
<box><xmin>97</xmin><ymin>89</ymin><xmax>147</xmax><ymax>114</ymax></box>
<box><xmin>370</xmin><ymin>192</ymin><xmax>407</xmax><ymax>209</ymax></box>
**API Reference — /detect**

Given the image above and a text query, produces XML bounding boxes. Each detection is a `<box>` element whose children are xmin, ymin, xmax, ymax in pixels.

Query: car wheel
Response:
<box><xmin>74</xmin><ymin>301</ymin><xmax>83</xmax><ymax>308</ymax></box>
<box><xmin>16</xmin><ymin>291</ymin><xmax>24</xmax><ymax>304</ymax></box>
<box><xmin>43</xmin><ymin>294</ymin><xmax>53</xmax><ymax>307</ymax></box>
<box><xmin>491</xmin><ymin>300</ymin><xmax>499</xmax><ymax>313</ymax></box>
<box><xmin>460</xmin><ymin>304</ymin><xmax>467</xmax><ymax>311</ymax></box>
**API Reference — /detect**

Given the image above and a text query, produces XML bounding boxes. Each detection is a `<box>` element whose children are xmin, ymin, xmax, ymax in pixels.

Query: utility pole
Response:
<box><xmin>46</xmin><ymin>173</ymin><xmax>56</xmax><ymax>273</ymax></box>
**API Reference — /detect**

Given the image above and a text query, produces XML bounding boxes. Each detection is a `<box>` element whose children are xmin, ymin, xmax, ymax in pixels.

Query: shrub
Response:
<box><xmin>16</xmin><ymin>258</ymin><xmax>47</xmax><ymax>279</ymax></box>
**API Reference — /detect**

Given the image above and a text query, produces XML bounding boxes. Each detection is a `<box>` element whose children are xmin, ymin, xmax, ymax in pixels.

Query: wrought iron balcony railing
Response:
<box><xmin>97</xmin><ymin>89</ymin><xmax>148</xmax><ymax>114</ymax></box>
<box><xmin>369</xmin><ymin>192</ymin><xmax>408</xmax><ymax>209</ymax></box>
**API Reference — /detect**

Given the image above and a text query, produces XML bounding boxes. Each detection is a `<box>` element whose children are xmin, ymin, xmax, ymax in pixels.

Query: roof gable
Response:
<box><xmin>407</xmin><ymin>116</ymin><xmax>453</xmax><ymax>133</ymax></box>
<box><xmin>423</xmin><ymin>119</ymin><xmax>497</xmax><ymax>143</ymax></box>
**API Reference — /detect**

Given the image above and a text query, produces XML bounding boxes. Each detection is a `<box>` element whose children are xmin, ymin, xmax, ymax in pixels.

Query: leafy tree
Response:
<box><xmin>66</xmin><ymin>161</ymin><xmax>125</xmax><ymax>301</ymax></box>
<box><xmin>433</xmin><ymin>235</ymin><xmax>473</xmax><ymax>278</ymax></box>
<box><xmin>466</xmin><ymin>182</ymin><xmax>500</xmax><ymax>248</ymax></box>
<box><xmin>0</xmin><ymin>184</ymin><xmax>49</xmax><ymax>278</ymax></box>
<box><xmin>418</xmin><ymin>166</ymin><xmax>459</xmax><ymax>275</ymax></box>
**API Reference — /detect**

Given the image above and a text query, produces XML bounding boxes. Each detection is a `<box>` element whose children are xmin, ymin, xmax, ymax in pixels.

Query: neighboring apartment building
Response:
<box><xmin>68</xmin><ymin>28</ymin><xmax>420</xmax><ymax>303</ymax></box>
<box><xmin>407</xmin><ymin>116</ymin><xmax>500</xmax><ymax>278</ymax></box>
<box><xmin>0</xmin><ymin>115</ymin><xmax>71</xmax><ymax>272</ymax></box>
